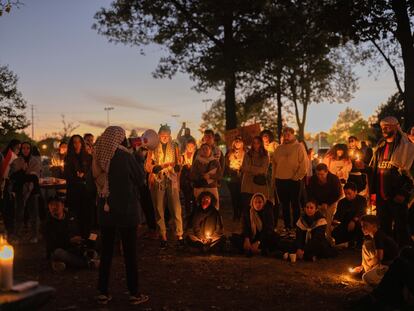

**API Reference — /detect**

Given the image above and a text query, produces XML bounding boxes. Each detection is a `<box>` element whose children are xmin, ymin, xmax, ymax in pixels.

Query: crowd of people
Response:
<box><xmin>0</xmin><ymin>117</ymin><xmax>413</xmax><ymax>308</ymax></box>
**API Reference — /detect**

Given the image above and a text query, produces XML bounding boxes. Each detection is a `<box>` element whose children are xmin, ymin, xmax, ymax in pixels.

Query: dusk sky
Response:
<box><xmin>0</xmin><ymin>0</ymin><xmax>397</xmax><ymax>140</ymax></box>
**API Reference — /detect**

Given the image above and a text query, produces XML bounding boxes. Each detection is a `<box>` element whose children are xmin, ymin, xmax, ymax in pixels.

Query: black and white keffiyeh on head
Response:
<box><xmin>92</xmin><ymin>126</ymin><xmax>126</xmax><ymax>198</ymax></box>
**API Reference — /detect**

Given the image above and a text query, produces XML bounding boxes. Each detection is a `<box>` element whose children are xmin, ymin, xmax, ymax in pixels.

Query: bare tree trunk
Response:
<box><xmin>392</xmin><ymin>0</ymin><xmax>414</xmax><ymax>129</ymax></box>
<box><xmin>223</xmin><ymin>8</ymin><xmax>237</xmax><ymax>130</ymax></box>
<box><xmin>276</xmin><ymin>73</ymin><xmax>283</xmax><ymax>143</ymax></box>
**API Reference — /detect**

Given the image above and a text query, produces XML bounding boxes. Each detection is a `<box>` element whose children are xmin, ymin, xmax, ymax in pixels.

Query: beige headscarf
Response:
<box><xmin>92</xmin><ymin>126</ymin><xmax>126</xmax><ymax>198</ymax></box>
<box><xmin>249</xmin><ymin>193</ymin><xmax>267</xmax><ymax>236</ymax></box>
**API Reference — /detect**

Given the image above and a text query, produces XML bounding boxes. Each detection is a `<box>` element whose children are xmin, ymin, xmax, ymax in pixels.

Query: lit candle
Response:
<box><xmin>348</xmin><ymin>267</ymin><xmax>354</xmax><ymax>273</ymax></box>
<box><xmin>205</xmin><ymin>231</ymin><xmax>211</xmax><ymax>240</ymax></box>
<box><xmin>0</xmin><ymin>239</ymin><xmax>14</xmax><ymax>290</ymax></box>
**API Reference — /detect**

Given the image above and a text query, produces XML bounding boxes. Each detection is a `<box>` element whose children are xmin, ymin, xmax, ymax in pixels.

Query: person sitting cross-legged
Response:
<box><xmin>44</xmin><ymin>197</ymin><xmax>99</xmax><ymax>272</ymax></box>
<box><xmin>295</xmin><ymin>200</ymin><xmax>337</xmax><ymax>261</ymax></box>
<box><xmin>350</xmin><ymin>215</ymin><xmax>399</xmax><ymax>286</ymax></box>
<box><xmin>231</xmin><ymin>193</ymin><xmax>284</xmax><ymax>257</ymax></box>
<box><xmin>186</xmin><ymin>191</ymin><xmax>225</xmax><ymax>253</ymax></box>
<box><xmin>331</xmin><ymin>182</ymin><xmax>366</xmax><ymax>246</ymax></box>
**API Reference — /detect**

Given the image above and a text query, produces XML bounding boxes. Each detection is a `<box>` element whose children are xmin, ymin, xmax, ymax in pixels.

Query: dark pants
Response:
<box><xmin>377</xmin><ymin>198</ymin><xmax>410</xmax><ymax>247</ymax></box>
<box><xmin>241</xmin><ymin>193</ymin><xmax>253</xmax><ymax>217</ymax></box>
<box><xmin>275</xmin><ymin>179</ymin><xmax>302</xmax><ymax>229</ymax></box>
<box><xmin>299</xmin><ymin>236</ymin><xmax>337</xmax><ymax>260</ymax></box>
<box><xmin>66</xmin><ymin>183</ymin><xmax>94</xmax><ymax>239</ymax></box>
<box><xmin>0</xmin><ymin>186</ymin><xmax>15</xmax><ymax>236</ymax></box>
<box><xmin>230</xmin><ymin>233</ymin><xmax>293</xmax><ymax>255</ymax></box>
<box><xmin>180</xmin><ymin>181</ymin><xmax>194</xmax><ymax>220</ymax></box>
<box><xmin>52</xmin><ymin>248</ymin><xmax>89</xmax><ymax>268</ymax></box>
<box><xmin>332</xmin><ymin>221</ymin><xmax>363</xmax><ymax>245</ymax></box>
<box><xmin>98</xmin><ymin>226</ymin><xmax>138</xmax><ymax>296</ymax></box>
<box><xmin>227</xmin><ymin>179</ymin><xmax>242</xmax><ymax>220</ymax></box>
<box><xmin>372</xmin><ymin>247</ymin><xmax>414</xmax><ymax>308</ymax></box>
<box><xmin>139</xmin><ymin>185</ymin><xmax>156</xmax><ymax>231</ymax></box>
<box><xmin>186</xmin><ymin>235</ymin><xmax>226</xmax><ymax>252</ymax></box>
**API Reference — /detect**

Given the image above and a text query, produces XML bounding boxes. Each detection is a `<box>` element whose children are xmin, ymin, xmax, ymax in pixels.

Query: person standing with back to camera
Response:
<box><xmin>93</xmin><ymin>126</ymin><xmax>149</xmax><ymax>306</ymax></box>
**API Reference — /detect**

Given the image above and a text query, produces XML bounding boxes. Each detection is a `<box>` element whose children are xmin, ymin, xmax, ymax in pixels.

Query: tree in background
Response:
<box><xmin>0</xmin><ymin>65</ymin><xmax>29</xmax><ymax>136</ymax></box>
<box><xmin>93</xmin><ymin>0</ymin><xmax>269</xmax><ymax>131</ymax></box>
<box><xmin>328</xmin><ymin>107</ymin><xmax>373</xmax><ymax>144</ymax></box>
<box><xmin>0</xmin><ymin>130</ymin><xmax>32</xmax><ymax>151</ymax></box>
<box><xmin>375</xmin><ymin>92</ymin><xmax>405</xmax><ymax>126</ymax></box>
<box><xmin>200</xmin><ymin>98</ymin><xmax>291</xmax><ymax>139</ymax></box>
<box><xmin>336</xmin><ymin>0</ymin><xmax>414</xmax><ymax>130</ymax></box>
<box><xmin>0</xmin><ymin>0</ymin><xmax>22</xmax><ymax>16</ymax></box>
<box><xmin>50</xmin><ymin>114</ymin><xmax>79</xmax><ymax>142</ymax></box>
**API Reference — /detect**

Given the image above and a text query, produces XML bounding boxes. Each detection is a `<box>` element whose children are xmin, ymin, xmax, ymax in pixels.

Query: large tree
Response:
<box><xmin>239</xmin><ymin>0</ymin><xmax>358</xmax><ymax>141</ymax></box>
<box><xmin>93</xmin><ymin>0</ymin><xmax>269</xmax><ymax>130</ymax></box>
<box><xmin>328</xmin><ymin>107</ymin><xmax>373</xmax><ymax>144</ymax></box>
<box><xmin>0</xmin><ymin>65</ymin><xmax>29</xmax><ymax>136</ymax></box>
<box><xmin>200</xmin><ymin>98</ymin><xmax>290</xmax><ymax>139</ymax></box>
<box><xmin>335</xmin><ymin>0</ymin><xmax>414</xmax><ymax>129</ymax></box>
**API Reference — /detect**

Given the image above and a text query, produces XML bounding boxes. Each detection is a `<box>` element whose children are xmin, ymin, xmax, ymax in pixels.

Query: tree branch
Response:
<box><xmin>169</xmin><ymin>0</ymin><xmax>224</xmax><ymax>49</ymax></box>
<box><xmin>370</xmin><ymin>38</ymin><xmax>404</xmax><ymax>96</ymax></box>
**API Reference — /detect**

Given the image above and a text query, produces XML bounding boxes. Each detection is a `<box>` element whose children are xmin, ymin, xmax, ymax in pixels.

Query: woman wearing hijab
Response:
<box><xmin>93</xmin><ymin>126</ymin><xmax>149</xmax><ymax>306</ymax></box>
<box><xmin>64</xmin><ymin>135</ymin><xmax>93</xmax><ymax>239</ymax></box>
<box><xmin>231</xmin><ymin>193</ymin><xmax>282</xmax><ymax>256</ymax></box>
<box><xmin>9</xmin><ymin>141</ymin><xmax>41</xmax><ymax>243</ymax></box>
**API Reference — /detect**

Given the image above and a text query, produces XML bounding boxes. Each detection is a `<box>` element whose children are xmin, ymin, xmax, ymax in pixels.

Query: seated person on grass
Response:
<box><xmin>295</xmin><ymin>200</ymin><xmax>337</xmax><ymax>261</ymax></box>
<box><xmin>332</xmin><ymin>182</ymin><xmax>366</xmax><ymax>246</ymax></box>
<box><xmin>231</xmin><ymin>193</ymin><xmax>285</xmax><ymax>257</ymax></box>
<box><xmin>186</xmin><ymin>191</ymin><xmax>225</xmax><ymax>252</ymax></box>
<box><xmin>350</xmin><ymin>215</ymin><xmax>399</xmax><ymax>286</ymax></box>
<box><xmin>44</xmin><ymin>196</ymin><xmax>99</xmax><ymax>272</ymax></box>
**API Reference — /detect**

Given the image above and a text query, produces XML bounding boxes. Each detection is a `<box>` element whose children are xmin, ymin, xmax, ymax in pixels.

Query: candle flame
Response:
<box><xmin>0</xmin><ymin>245</ymin><xmax>14</xmax><ymax>260</ymax></box>
<box><xmin>348</xmin><ymin>267</ymin><xmax>354</xmax><ymax>273</ymax></box>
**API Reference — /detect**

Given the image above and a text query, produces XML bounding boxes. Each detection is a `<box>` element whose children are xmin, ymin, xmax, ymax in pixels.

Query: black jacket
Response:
<box><xmin>98</xmin><ymin>148</ymin><xmax>144</xmax><ymax>228</ymax></box>
<box><xmin>242</xmin><ymin>201</ymin><xmax>275</xmax><ymax>242</ymax></box>
<box><xmin>191</xmin><ymin>204</ymin><xmax>223</xmax><ymax>240</ymax></box>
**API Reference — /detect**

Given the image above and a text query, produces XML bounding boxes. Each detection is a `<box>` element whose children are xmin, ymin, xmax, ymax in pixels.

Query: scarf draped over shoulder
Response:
<box><xmin>92</xmin><ymin>126</ymin><xmax>127</xmax><ymax>198</ymax></box>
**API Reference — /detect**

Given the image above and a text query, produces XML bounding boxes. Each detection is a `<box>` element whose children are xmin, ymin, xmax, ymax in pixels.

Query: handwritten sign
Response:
<box><xmin>224</xmin><ymin>123</ymin><xmax>261</xmax><ymax>148</ymax></box>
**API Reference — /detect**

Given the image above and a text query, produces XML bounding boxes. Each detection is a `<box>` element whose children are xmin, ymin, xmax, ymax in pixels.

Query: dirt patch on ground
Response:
<box><xmin>14</xmin><ymin>195</ymin><xmax>369</xmax><ymax>310</ymax></box>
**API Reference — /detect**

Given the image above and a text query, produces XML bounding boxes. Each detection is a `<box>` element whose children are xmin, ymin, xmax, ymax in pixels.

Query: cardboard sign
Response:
<box><xmin>224</xmin><ymin>123</ymin><xmax>261</xmax><ymax>148</ymax></box>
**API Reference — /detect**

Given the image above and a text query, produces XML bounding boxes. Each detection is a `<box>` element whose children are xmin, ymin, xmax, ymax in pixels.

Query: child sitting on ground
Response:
<box><xmin>44</xmin><ymin>197</ymin><xmax>99</xmax><ymax>272</ymax></box>
<box><xmin>186</xmin><ymin>191</ymin><xmax>225</xmax><ymax>253</ymax></box>
<box><xmin>350</xmin><ymin>215</ymin><xmax>399</xmax><ymax>286</ymax></box>
<box><xmin>295</xmin><ymin>200</ymin><xmax>337</xmax><ymax>261</ymax></box>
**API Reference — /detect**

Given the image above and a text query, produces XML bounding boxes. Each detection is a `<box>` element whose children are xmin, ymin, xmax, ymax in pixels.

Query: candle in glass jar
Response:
<box><xmin>0</xmin><ymin>242</ymin><xmax>14</xmax><ymax>290</ymax></box>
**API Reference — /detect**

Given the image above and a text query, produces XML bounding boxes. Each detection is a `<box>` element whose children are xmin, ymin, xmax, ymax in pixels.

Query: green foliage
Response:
<box><xmin>200</xmin><ymin>98</ymin><xmax>289</xmax><ymax>138</ymax></box>
<box><xmin>0</xmin><ymin>130</ymin><xmax>32</xmax><ymax>151</ymax></box>
<box><xmin>0</xmin><ymin>65</ymin><xmax>29</xmax><ymax>136</ymax></box>
<box><xmin>375</xmin><ymin>92</ymin><xmax>405</xmax><ymax>127</ymax></box>
<box><xmin>328</xmin><ymin>107</ymin><xmax>373</xmax><ymax>144</ymax></box>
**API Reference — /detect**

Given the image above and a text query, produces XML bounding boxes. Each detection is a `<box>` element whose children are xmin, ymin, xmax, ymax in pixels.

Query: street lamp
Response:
<box><xmin>104</xmin><ymin>107</ymin><xmax>114</xmax><ymax>126</ymax></box>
